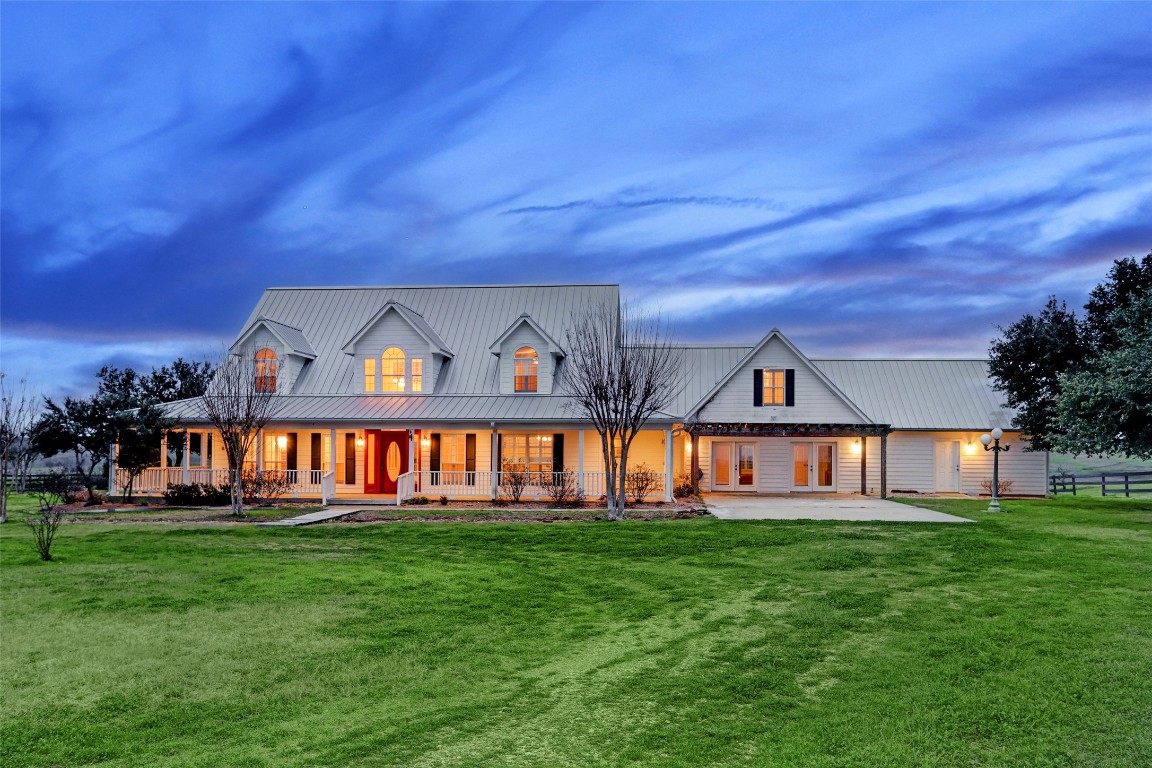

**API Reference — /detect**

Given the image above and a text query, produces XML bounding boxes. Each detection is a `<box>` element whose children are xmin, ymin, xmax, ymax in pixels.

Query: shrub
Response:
<box><xmin>162</xmin><ymin>483</ymin><xmax>231</xmax><ymax>506</ymax></box>
<box><xmin>673</xmin><ymin>472</ymin><xmax>696</xmax><ymax>498</ymax></box>
<box><xmin>625</xmin><ymin>463</ymin><xmax>660</xmax><ymax>505</ymax></box>
<box><xmin>439</xmin><ymin>495</ymin><xmax>449</xmax><ymax>506</ymax></box>
<box><xmin>544</xmin><ymin>471</ymin><xmax>577</xmax><ymax>507</ymax></box>
<box><xmin>405</xmin><ymin>495</ymin><xmax>430</xmax><ymax>506</ymax></box>
<box><xmin>980</xmin><ymin>478</ymin><xmax>1015</xmax><ymax>496</ymax></box>
<box><xmin>242</xmin><ymin>469</ymin><xmax>293</xmax><ymax>506</ymax></box>
<box><xmin>500</xmin><ymin>461</ymin><xmax>528</xmax><ymax>503</ymax></box>
<box><xmin>28</xmin><ymin>471</ymin><xmax>70</xmax><ymax>561</ymax></box>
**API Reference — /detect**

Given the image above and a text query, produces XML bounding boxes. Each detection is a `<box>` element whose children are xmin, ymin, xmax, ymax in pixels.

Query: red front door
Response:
<box><xmin>364</xmin><ymin>430</ymin><xmax>408</xmax><ymax>494</ymax></box>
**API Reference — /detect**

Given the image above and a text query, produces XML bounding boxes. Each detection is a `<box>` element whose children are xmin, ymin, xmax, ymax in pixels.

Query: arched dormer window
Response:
<box><xmin>382</xmin><ymin>347</ymin><xmax>405</xmax><ymax>392</ymax></box>
<box><xmin>255</xmin><ymin>348</ymin><xmax>278</xmax><ymax>392</ymax></box>
<box><xmin>514</xmin><ymin>346</ymin><xmax>539</xmax><ymax>392</ymax></box>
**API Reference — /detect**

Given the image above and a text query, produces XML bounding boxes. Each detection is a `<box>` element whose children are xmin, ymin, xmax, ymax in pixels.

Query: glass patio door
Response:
<box><xmin>792</xmin><ymin>443</ymin><xmax>835</xmax><ymax>491</ymax></box>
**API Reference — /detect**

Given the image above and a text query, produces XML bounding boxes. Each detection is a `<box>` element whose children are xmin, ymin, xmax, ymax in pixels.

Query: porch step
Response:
<box><xmin>257</xmin><ymin>508</ymin><xmax>364</xmax><ymax>527</ymax></box>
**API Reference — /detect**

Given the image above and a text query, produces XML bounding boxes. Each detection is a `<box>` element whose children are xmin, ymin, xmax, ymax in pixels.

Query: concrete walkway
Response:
<box><xmin>702</xmin><ymin>494</ymin><xmax>973</xmax><ymax>523</ymax></box>
<box><xmin>257</xmin><ymin>508</ymin><xmax>364</xmax><ymax>527</ymax></box>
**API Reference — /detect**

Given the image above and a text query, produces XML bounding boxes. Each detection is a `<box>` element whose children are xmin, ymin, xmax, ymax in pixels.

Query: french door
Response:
<box><xmin>792</xmin><ymin>443</ymin><xmax>836</xmax><ymax>491</ymax></box>
<box><xmin>711</xmin><ymin>442</ymin><xmax>757</xmax><ymax>490</ymax></box>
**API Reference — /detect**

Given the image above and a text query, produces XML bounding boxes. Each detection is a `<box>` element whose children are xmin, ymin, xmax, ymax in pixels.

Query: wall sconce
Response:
<box><xmin>420</xmin><ymin>437</ymin><xmax>431</xmax><ymax>449</ymax></box>
<box><xmin>685</xmin><ymin>441</ymin><xmax>693</xmax><ymax>457</ymax></box>
<box><xmin>851</xmin><ymin>438</ymin><xmax>862</xmax><ymax>455</ymax></box>
<box><xmin>276</xmin><ymin>436</ymin><xmax>287</xmax><ymax>449</ymax></box>
<box><xmin>964</xmin><ymin>439</ymin><xmax>978</xmax><ymax>455</ymax></box>
<box><xmin>355</xmin><ymin>436</ymin><xmax>365</xmax><ymax>449</ymax></box>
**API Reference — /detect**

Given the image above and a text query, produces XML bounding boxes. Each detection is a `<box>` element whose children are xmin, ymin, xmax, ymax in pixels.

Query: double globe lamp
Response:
<box><xmin>979</xmin><ymin>427</ymin><xmax>1010</xmax><ymax>512</ymax></box>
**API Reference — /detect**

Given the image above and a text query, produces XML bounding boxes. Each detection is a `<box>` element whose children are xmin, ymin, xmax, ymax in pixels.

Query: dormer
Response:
<box><xmin>341</xmin><ymin>301</ymin><xmax>454</xmax><ymax>394</ymax></box>
<box><xmin>230</xmin><ymin>318</ymin><xmax>317</xmax><ymax>394</ymax></box>
<box><xmin>489</xmin><ymin>313</ymin><xmax>566</xmax><ymax>394</ymax></box>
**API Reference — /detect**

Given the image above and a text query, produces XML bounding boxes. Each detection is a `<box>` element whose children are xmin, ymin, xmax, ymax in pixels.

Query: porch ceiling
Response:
<box><xmin>687</xmin><ymin>422</ymin><xmax>891</xmax><ymax>437</ymax></box>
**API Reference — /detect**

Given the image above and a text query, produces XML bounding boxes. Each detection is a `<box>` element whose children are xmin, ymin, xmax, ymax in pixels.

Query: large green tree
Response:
<box><xmin>990</xmin><ymin>251</ymin><xmax>1152</xmax><ymax>456</ymax></box>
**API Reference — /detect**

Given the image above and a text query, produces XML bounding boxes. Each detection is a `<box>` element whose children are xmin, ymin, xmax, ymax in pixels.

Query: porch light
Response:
<box><xmin>421</xmin><ymin>437</ymin><xmax>431</xmax><ymax>449</ymax></box>
<box><xmin>685</xmin><ymin>441</ymin><xmax>692</xmax><ymax>457</ymax></box>
<box><xmin>276</xmin><ymin>436</ymin><xmax>287</xmax><ymax>449</ymax></box>
<box><xmin>964</xmin><ymin>439</ymin><xmax>978</xmax><ymax>455</ymax></box>
<box><xmin>851</xmin><ymin>439</ymin><xmax>861</xmax><ymax>455</ymax></box>
<box><xmin>355</xmin><ymin>436</ymin><xmax>365</xmax><ymax>448</ymax></box>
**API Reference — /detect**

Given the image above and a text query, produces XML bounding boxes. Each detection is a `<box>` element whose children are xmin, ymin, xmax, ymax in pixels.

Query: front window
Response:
<box><xmin>501</xmin><ymin>434</ymin><xmax>553</xmax><ymax>473</ymax></box>
<box><xmin>442</xmin><ymin>433</ymin><xmax>466</xmax><ymax>481</ymax></box>
<box><xmin>382</xmin><ymin>347</ymin><xmax>405</xmax><ymax>392</ymax></box>
<box><xmin>411</xmin><ymin>358</ymin><xmax>423</xmax><ymax>393</ymax></box>
<box><xmin>763</xmin><ymin>369</ymin><xmax>785</xmax><ymax>406</ymax></box>
<box><xmin>514</xmin><ymin>346</ymin><xmax>538</xmax><ymax>392</ymax></box>
<box><xmin>255</xmin><ymin>348</ymin><xmax>278</xmax><ymax>392</ymax></box>
<box><xmin>364</xmin><ymin>358</ymin><xmax>376</xmax><ymax>392</ymax></box>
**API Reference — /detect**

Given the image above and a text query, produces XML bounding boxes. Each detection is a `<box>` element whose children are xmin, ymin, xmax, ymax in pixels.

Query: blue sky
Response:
<box><xmin>2</xmin><ymin>1</ymin><xmax>1150</xmax><ymax>397</ymax></box>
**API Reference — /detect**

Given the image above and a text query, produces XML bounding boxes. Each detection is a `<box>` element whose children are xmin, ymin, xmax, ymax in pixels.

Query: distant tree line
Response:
<box><xmin>989</xmin><ymin>251</ymin><xmax>1152</xmax><ymax>458</ymax></box>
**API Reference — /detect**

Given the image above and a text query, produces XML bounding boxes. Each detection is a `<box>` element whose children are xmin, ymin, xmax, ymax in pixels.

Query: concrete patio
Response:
<box><xmin>702</xmin><ymin>494</ymin><xmax>974</xmax><ymax>523</ymax></box>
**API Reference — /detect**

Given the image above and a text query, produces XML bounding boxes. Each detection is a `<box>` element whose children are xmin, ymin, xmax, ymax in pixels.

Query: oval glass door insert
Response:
<box><xmin>386</xmin><ymin>442</ymin><xmax>401</xmax><ymax>481</ymax></box>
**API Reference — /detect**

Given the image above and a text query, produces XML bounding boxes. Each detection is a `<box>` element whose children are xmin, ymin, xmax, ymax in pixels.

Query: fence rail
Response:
<box><xmin>1050</xmin><ymin>470</ymin><xmax>1152</xmax><ymax>497</ymax></box>
<box><xmin>4</xmin><ymin>472</ymin><xmax>107</xmax><ymax>493</ymax></box>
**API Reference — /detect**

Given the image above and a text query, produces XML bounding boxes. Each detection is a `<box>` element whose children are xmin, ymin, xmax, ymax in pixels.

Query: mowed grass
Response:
<box><xmin>1</xmin><ymin>498</ymin><xmax>1149</xmax><ymax>767</ymax></box>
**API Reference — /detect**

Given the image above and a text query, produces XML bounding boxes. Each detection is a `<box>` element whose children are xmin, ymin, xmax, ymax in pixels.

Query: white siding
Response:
<box><xmin>866</xmin><ymin>431</ymin><xmax>1048</xmax><ymax>496</ymax></box>
<box><xmin>498</xmin><ymin>324</ymin><xmax>554</xmax><ymax>395</ymax></box>
<box><xmin>698</xmin><ymin>336</ymin><xmax>864</xmax><ymax>424</ymax></box>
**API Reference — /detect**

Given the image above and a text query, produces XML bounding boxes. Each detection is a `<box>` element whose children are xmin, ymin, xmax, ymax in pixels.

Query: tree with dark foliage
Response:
<box><xmin>990</xmin><ymin>251</ymin><xmax>1152</xmax><ymax>456</ymax></box>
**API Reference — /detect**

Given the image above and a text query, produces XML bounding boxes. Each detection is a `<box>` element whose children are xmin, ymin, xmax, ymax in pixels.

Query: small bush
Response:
<box><xmin>673</xmin><ymin>472</ymin><xmax>696</xmax><ymax>498</ymax></box>
<box><xmin>500</xmin><ymin>461</ymin><xmax>528</xmax><ymax>503</ymax></box>
<box><xmin>29</xmin><ymin>472</ymin><xmax>70</xmax><ymax>561</ymax></box>
<box><xmin>544</xmin><ymin>471</ymin><xmax>577</xmax><ymax>507</ymax></box>
<box><xmin>980</xmin><ymin>478</ymin><xmax>1015</xmax><ymax>496</ymax></box>
<box><xmin>439</xmin><ymin>495</ymin><xmax>449</xmax><ymax>506</ymax></box>
<box><xmin>163</xmin><ymin>483</ymin><xmax>231</xmax><ymax>506</ymax></box>
<box><xmin>625</xmin><ymin>463</ymin><xmax>660</xmax><ymax>505</ymax></box>
<box><xmin>406</xmin><ymin>495</ymin><xmax>430</xmax><ymax>506</ymax></box>
<box><xmin>242</xmin><ymin>469</ymin><xmax>293</xmax><ymax>506</ymax></box>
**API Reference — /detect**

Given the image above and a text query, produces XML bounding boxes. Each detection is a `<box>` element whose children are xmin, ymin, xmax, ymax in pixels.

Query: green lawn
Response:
<box><xmin>1</xmin><ymin>498</ymin><xmax>1149</xmax><ymax>767</ymax></box>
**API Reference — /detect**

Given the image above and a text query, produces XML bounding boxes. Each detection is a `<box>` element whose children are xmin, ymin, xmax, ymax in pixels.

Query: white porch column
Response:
<box><xmin>329</xmin><ymin>429</ymin><xmax>337</xmax><ymax>473</ymax></box>
<box><xmin>160</xmin><ymin>433</ymin><xmax>168</xmax><ymax>469</ymax></box>
<box><xmin>664</xmin><ymin>427</ymin><xmax>674</xmax><ymax>502</ymax></box>
<box><xmin>256</xmin><ymin>430</ymin><xmax>264</xmax><ymax>471</ymax></box>
<box><xmin>408</xmin><ymin>430</ymin><xmax>415</xmax><ymax>473</ymax></box>
<box><xmin>577</xmin><ymin>429</ymin><xmax>585</xmax><ymax>493</ymax></box>
<box><xmin>490</xmin><ymin>423</ymin><xmax>499</xmax><ymax>500</ymax></box>
<box><xmin>182</xmin><ymin>428</ymin><xmax>191</xmax><ymax>484</ymax></box>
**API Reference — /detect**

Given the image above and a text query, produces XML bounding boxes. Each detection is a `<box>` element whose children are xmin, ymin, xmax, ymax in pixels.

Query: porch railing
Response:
<box><xmin>116</xmin><ymin>467</ymin><xmax>328</xmax><ymax>499</ymax></box>
<box><xmin>321</xmin><ymin>471</ymin><xmax>336</xmax><ymax>505</ymax></box>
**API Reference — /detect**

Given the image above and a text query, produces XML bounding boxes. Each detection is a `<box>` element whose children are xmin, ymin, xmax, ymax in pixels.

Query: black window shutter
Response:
<box><xmin>785</xmin><ymin>369</ymin><xmax>795</xmax><ymax>406</ymax></box>
<box><xmin>753</xmin><ymin>369</ymin><xmax>764</xmax><ymax>407</ymax></box>
<box><xmin>552</xmin><ymin>434</ymin><xmax>564</xmax><ymax>474</ymax></box>
<box><xmin>465</xmin><ymin>434</ymin><xmax>476</xmax><ymax>485</ymax></box>
<box><xmin>286</xmin><ymin>433</ymin><xmax>297</xmax><ymax>471</ymax></box>
<box><xmin>430</xmin><ymin>434</ymin><xmax>441</xmax><ymax>472</ymax></box>
<box><xmin>310</xmin><ymin>433</ymin><xmax>322</xmax><ymax>471</ymax></box>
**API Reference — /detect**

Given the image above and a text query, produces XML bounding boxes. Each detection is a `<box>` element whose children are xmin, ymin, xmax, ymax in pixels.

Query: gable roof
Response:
<box><xmin>488</xmin><ymin>313</ymin><xmax>566</xmax><ymax>356</ymax></box>
<box><xmin>340</xmin><ymin>300</ymin><xmax>455</xmax><ymax>357</ymax></box>
<box><xmin>685</xmin><ymin>329</ymin><xmax>874</xmax><ymax>423</ymax></box>
<box><xmin>231</xmin><ymin>317</ymin><xmax>317</xmax><ymax>359</ymax></box>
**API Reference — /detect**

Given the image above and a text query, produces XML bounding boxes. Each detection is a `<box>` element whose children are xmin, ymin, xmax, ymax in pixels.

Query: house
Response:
<box><xmin>115</xmin><ymin>284</ymin><xmax>1049</xmax><ymax>503</ymax></box>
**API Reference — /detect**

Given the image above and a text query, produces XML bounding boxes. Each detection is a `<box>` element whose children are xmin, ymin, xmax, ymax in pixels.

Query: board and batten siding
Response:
<box><xmin>498</xmin><ymin>323</ymin><xmax>555</xmax><ymax>395</ymax></box>
<box><xmin>696</xmin><ymin>336</ymin><xmax>865</xmax><ymax>424</ymax></box>
<box><xmin>349</xmin><ymin>311</ymin><xmax>433</xmax><ymax>393</ymax></box>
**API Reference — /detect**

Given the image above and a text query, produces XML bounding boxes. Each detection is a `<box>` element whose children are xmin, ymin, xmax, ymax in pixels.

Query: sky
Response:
<box><xmin>2</xmin><ymin>1</ymin><xmax>1150</xmax><ymax>398</ymax></box>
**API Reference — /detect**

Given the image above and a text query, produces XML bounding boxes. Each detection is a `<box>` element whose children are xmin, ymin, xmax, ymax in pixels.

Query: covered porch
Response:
<box><xmin>114</xmin><ymin>423</ymin><xmax>687</xmax><ymax>505</ymax></box>
<box><xmin>686</xmin><ymin>422</ymin><xmax>892</xmax><ymax>498</ymax></box>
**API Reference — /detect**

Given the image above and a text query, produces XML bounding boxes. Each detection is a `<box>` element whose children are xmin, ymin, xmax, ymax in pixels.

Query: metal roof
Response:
<box><xmin>237</xmin><ymin>284</ymin><xmax>619</xmax><ymax>397</ymax></box>
<box><xmin>233</xmin><ymin>318</ymin><xmax>317</xmax><ymax>359</ymax></box>
<box><xmin>812</xmin><ymin>359</ymin><xmax>1013</xmax><ymax>430</ymax></box>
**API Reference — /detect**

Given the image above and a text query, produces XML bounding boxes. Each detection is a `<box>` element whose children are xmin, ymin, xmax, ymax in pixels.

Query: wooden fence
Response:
<box><xmin>1050</xmin><ymin>470</ymin><xmax>1152</xmax><ymax>497</ymax></box>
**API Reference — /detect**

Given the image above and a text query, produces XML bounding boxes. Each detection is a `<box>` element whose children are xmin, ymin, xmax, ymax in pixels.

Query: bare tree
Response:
<box><xmin>199</xmin><ymin>349</ymin><xmax>282</xmax><ymax>516</ymax></box>
<box><xmin>1</xmin><ymin>373</ymin><xmax>42</xmax><ymax>523</ymax></box>
<box><xmin>564</xmin><ymin>301</ymin><xmax>684</xmax><ymax>520</ymax></box>
<box><xmin>29</xmin><ymin>470</ymin><xmax>69</xmax><ymax>561</ymax></box>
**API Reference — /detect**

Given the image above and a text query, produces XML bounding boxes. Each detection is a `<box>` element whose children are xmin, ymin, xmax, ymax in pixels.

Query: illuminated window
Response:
<box><xmin>442</xmin><ymin>433</ymin><xmax>466</xmax><ymax>475</ymax></box>
<box><xmin>382</xmin><ymin>347</ymin><xmax>405</xmax><ymax>392</ymax></box>
<box><xmin>255</xmin><ymin>348</ymin><xmax>278</xmax><ymax>392</ymax></box>
<box><xmin>763</xmin><ymin>369</ymin><xmax>786</xmax><ymax>406</ymax></box>
<box><xmin>514</xmin><ymin>347</ymin><xmax>538</xmax><ymax>392</ymax></box>
<box><xmin>411</xmin><ymin>358</ymin><xmax>423</xmax><ymax>393</ymax></box>
<box><xmin>364</xmin><ymin>358</ymin><xmax>376</xmax><ymax>392</ymax></box>
<box><xmin>501</xmin><ymin>434</ymin><xmax>553</xmax><ymax>473</ymax></box>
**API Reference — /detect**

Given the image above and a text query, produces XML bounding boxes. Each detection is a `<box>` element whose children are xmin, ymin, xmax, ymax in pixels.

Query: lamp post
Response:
<box><xmin>979</xmin><ymin>427</ymin><xmax>1010</xmax><ymax>512</ymax></box>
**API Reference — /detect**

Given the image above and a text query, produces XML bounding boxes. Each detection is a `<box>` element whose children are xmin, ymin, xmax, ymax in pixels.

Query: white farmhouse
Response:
<box><xmin>120</xmin><ymin>284</ymin><xmax>1048</xmax><ymax>503</ymax></box>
